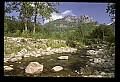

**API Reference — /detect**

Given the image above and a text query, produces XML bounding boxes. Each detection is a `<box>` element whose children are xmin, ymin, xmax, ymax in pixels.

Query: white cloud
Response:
<box><xmin>44</xmin><ymin>10</ymin><xmax>76</xmax><ymax>24</ymax></box>
<box><xmin>44</xmin><ymin>12</ymin><xmax>63</xmax><ymax>24</ymax></box>
<box><xmin>61</xmin><ymin>10</ymin><xmax>76</xmax><ymax>16</ymax></box>
<box><xmin>62</xmin><ymin>10</ymin><xmax>72</xmax><ymax>15</ymax></box>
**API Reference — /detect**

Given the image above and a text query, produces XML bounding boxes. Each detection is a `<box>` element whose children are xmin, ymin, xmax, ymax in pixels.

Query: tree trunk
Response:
<box><xmin>25</xmin><ymin>18</ymin><xmax>27</xmax><ymax>31</ymax></box>
<box><xmin>33</xmin><ymin>3</ymin><xmax>37</xmax><ymax>34</ymax></box>
<box><xmin>25</xmin><ymin>7</ymin><xmax>28</xmax><ymax>31</ymax></box>
<box><xmin>33</xmin><ymin>15</ymin><xmax>36</xmax><ymax>34</ymax></box>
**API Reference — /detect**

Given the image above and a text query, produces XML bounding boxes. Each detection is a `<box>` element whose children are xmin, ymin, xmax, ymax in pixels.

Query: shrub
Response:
<box><xmin>66</xmin><ymin>40</ymin><xmax>76</xmax><ymax>47</ymax></box>
<box><xmin>46</xmin><ymin>39</ymin><xmax>67</xmax><ymax>48</ymax></box>
<box><xmin>14</xmin><ymin>30</ymin><xmax>21</xmax><ymax>37</ymax></box>
<box><xmin>22</xmin><ymin>30</ymin><xmax>28</xmax><ymax>37</ymax></box>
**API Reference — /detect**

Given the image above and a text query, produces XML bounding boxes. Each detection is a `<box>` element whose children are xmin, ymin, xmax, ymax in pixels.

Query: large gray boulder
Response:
<box><xmin>25</xmin><ymin>62</ymin><xmax>43</xmax><ymax>75</ymax></box>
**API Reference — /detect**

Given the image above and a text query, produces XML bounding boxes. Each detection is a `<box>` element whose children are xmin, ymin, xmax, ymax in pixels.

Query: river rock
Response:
<box><xmin>87</xmin><ymin>50</ymin><xmax>96</xmax><ymax>55</ymax></box>
<box><xmin>46</xmin><ymin>47</ymin><xmax>52</xmax><ymax>51</ymax></box>
<box><xmin>58</xmin><ymin>56</ymin><xmax>69</xmax><ymax>60</ymax></box>
<box><xmin>10</xmin><ymin>57</ymin><xmax>18</xmax><ymax>62</ymax></box>
<box><xmin>25</xmin><ymin>62</ymin><xmax>43</xmax><ymax>75</ymax></box>
<box><xmin>20</xmin><ymin>48</ymin><xmax>27</xmax><ymax>54</ymax></box>
<box><xmin>51</xmin><ymin>66</ymin><xmax>63</xmax><ymax>72</ymax></box>
<box><xmin>4</xmin><ymin>66</ymin><xmax>13</xmax><ymax>71</ymax></box>
<box><xmin>93</xmin><ymin>58</ymin><xmax>105</xmax><ymax>64</ymax></box>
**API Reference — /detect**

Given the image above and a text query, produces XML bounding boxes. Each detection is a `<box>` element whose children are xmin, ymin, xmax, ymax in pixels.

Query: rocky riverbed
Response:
<box><xmin>4</xmin><ymin>37</ymin><xmax>115</xmax><ymax>77</ymax></box>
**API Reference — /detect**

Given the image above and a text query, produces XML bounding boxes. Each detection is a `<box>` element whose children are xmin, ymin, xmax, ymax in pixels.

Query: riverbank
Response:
<box><xmin>4</xmin><ymin>36</ymin><xmax>115</xmax><ymax>77</ymax></box>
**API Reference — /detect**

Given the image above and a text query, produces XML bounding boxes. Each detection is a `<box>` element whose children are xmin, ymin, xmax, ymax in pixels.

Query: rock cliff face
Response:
<box><xmin>63</xmin><ymin>14</ymin><xmax>96</xmax><ymax>23</ymax></box>
<box><xmin>79</xmin><ymin>14</ymin><xmax>96</xmax><ymax>23</ymax></box>
<box><xmin>46</xmin><ymin>14</ymin><xmax>98</xmax><ymax>28</ymax></box>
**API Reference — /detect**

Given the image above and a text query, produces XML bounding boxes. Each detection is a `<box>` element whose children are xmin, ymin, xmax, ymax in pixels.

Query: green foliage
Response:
<box><xmin>14</xmin><ymin>30</ymin><xmax>21</xmax><ymax>37</ymax></box>
<box><xmin>88</xmin><ymin>24</ymin><xmax>115</xmax><ymax>44</ymax></box>
<box><xmin>46</xmin><ymin>39</ymin><xmax>67</xmax><ymax>48</ymax></box>
<box><xmin>106</xmin><ymin>3</ymin><xmax>115</xmax><ymax>21</ymax></box>
<box><xmin>4</xmin><ymin>22</ymin><xmax>8</xmax><ymax>34</ymax></box>
<box><xmin>109</xmin><ymin>43</ymin><xmax>115</xmax><ymax>52</ymax></box>
<box><xmin>21</xmin><ymin>30</ymin><xmax>28</xmax><ymax>37</ymax></box>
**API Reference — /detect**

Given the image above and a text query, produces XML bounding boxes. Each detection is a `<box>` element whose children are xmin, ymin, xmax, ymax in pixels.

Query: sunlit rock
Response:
<box><xmin>25</xmin><ymin>62</ymin><xmax>43</xmax><ymax>75</ymax></box>
<box><xmin>4</xmin><ymin>66</ymin><xmax>13</xmax><ymax>71</ymax></box>
<box><xmin>51</xmin><ymin>66</ymin><xmax>63</xmax><ymax>72</ymax></box>
<box><xmin>58</xmin><ymin>56</ymin><xmax>69</xmax><ymax>60</ymax></box>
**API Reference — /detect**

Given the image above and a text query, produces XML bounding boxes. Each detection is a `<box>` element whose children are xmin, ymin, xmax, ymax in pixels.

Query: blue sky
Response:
<box><xmin>54</xmin><ymin>2</ymin><xmax>111</xmax><ymax>24</ymax></box>
<box><xmin>6</xmin><ymin>2</ymin><xmax>112</xmax><ymax>25</ymax></box>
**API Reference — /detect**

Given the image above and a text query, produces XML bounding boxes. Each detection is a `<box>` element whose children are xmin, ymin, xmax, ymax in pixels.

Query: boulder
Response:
<box><xmin>10</xmin><ymin>58</ymin><xmax>18</xmax><ymax>62</ymax></box>
<box><xmin>20</xmin><ymin>48</ymin><xmax>27</xmax><ymax>54</ymax></box>
<box><xmin>25</xmin><ymin>62</ymin><xmax>43</xmax><ymax>75</ymax></box>
<box><xmin>87</xmin><ymin>50</ymin><xmax>96</xmax><ymax>55</ymax></box>
<box><xmin>51</xmin><ymin>66</ymin><xmax>63</xmax><ymax>72</ymax></box>
<box><xmin>20</xmin><ymin>39</ymin><xmax>27</xmax><ymax>43</ymax></box>
<box><xmin>58</xmin><ymin>56</ymin><xmax>69</xmax><ymax>60</ymax></box>
<box><xmin>46</xmin><ymin>47</ymin><xmax>52</xmax><ymax>51</ymax></box>
<box><xmin>4</xmin><ymin>66</ymin><xmax>13</xmax><ymax>71</ymax></box>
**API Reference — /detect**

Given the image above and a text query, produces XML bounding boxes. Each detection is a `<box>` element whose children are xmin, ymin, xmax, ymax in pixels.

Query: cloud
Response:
<box><xmin>44</xmin><ymin>10</ymin><xmax>76</xmax><ymax>24</ymax></box>
<box><xmin>61</xmin><ymin>10</ymin><xmax>76</xmax><ymax>16</ymax></box>
<box><xmin>62</xmin><ymin>10</ymin><xmax>72</xmax><ymax>15</ymax></box>
<box><xmin>44</xmin><ymin>12</ymin><xmax>63</xmax><ymax>24</ymax></box>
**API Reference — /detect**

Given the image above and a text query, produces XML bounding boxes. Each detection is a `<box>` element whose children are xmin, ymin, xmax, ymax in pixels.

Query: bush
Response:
<box><xmin>110</xmin><ymin>43</ymin><xmax>115</xmax><ymax>51</ymax></box>
<box><xmin>46</xmin><ymin>39</ymin><xmax>67</xmax><ymax>48</ymax></box>
<box><xmin>14</xmin><ymin>30</ymin><xmax>21</xmax><ymax>37</ymax></box>
<box><xmin>21</xmin><ymin>30</ymin><xmax>28</xmax><ymax>37</ymax></box>
<box><xmin>66</xmin><ymin>40</ymin><xmax>76</xmax><ymax>47</ymax></box>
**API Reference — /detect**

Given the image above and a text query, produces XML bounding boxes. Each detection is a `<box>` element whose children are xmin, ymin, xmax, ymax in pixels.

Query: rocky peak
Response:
<box><xmin>63</xmin><ymin>14</ymin><xmax>96</xmax><ymax>23</ymax></box>
<box><xmin>79</xmin><ymin>14</ymin><xmax>95</xmax><ymax>23</ymax></box>
<box><xmin>63</xmin><ymin>15</ymin><xmax>79</xmax><ymax>23</ymax></box>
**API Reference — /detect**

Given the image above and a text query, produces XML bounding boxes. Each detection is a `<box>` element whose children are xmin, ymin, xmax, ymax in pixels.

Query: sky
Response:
<box><xmin>6</xmin><ymin>2</ymin><xmax>112</xmax><ymax>25</ymax></box>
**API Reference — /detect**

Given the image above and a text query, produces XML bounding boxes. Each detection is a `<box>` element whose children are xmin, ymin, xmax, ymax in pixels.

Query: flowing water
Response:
<box><xmin>4</xmin><ymin>47</ymin><xmax>115</xmax><ymax>77</ymax></box>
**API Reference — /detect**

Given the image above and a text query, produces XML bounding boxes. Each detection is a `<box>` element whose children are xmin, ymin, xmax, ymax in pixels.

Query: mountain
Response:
<box><xmin>44</xmin><ymin>14</ymin><xmax>98</xmax><ymax>28</ymax></box>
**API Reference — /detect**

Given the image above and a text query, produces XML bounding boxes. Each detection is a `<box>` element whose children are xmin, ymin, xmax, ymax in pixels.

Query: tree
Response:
<box><xmin>5</xmin><ymin>2</ymin><xmax>34</xmax><ymax>32</ymax></box>
<box><xmin>106</xmin><ymin>3</ymin><xmax>115</xmax><ymax>22</ymax></box>
<box><xmin>5</xmin><ymin>2</ymin><xmax>61</xmax><ymax>34</ymax></box>
<box><xmin>31</xmin><ymin>2</ymin><xmax>61</xmax><ymax>34</ymax></box>
<box><xmin>89</xmin><ymin>24</ymin><xmax>115</xmax><ymax>44</ymax></box>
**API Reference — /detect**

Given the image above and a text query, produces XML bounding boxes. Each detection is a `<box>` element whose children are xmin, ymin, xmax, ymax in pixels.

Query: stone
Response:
<box><xmin>93</xmin><ymin>58</ymin><xmax>105</xmax><ymax>64</ymax></box>
<box><xmin>4</xmin><ymin>66</ymin><xmax>13</xmax><ymax>71</ymax></box>
<box><xmin>46</xmin><ymin>47</ymin><xmax>52</xmax><ymax>51</ymax></box>
<box><xmin>4</xmin><ymin>58</ymin><xmax>9</xmax><ymax>63</ymax></box>
<box><xmin>84</xmin><ymin>75</ymin><xmax>103</xmax><ymax>77</ymax></box>
<box><xmin>10</xmin><ymin>58</ymin><xmax>18</xmax><ymax>62</ymax></box>
<box><xmin>58</xmin><ymin>56</ymin><xmax>69</xmax><ymax>60</ymax></box>
<box><xmin>10</xmin><ymin>65</ymin><xmax>13</xmax><ymax>67</ymax></box>
<box><xmin>25</xmin><ymin>62</ymin><xmax>43</xmax><ymax>75</ymax></box>
<box><xmin>27</xmin><ymin>46</ymin><xmax>32</xmax><ymax>50</ymax></box>
<box><xmin>87</xmin><ymin>50</ymin><xmax>96</xmax><ymax>55</ymax></box>
<box><xmin>101</xmin><ymin>72</ymin><xmax>106</xmax><ymax>76</ymax></box>
<box><xmin>20</xmin><ymin>39</ymin><xmax>27</xmax><ymax>43</ymax></box>
<box><xmin>20</xmin><ymin>48</ymin><xmax>27</xmax><ymax>53</ymax></box>
<box><xmin>35</xmin><ymin>54</ymin><xmax>41</xmax><ymax>57</ymax></box>
<box><xmin>51</xmin><ymin>66</ymin><xmax>63</xmax><ymax>72</ymax></box>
